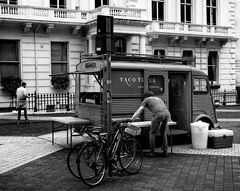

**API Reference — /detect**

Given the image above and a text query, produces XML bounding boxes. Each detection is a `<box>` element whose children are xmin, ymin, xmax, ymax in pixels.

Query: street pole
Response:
<box><xmin>96</xmin><ymin>15</ymin><xmax>113</xmax><ymax>133</ymax></box>
<box><xmin>106</xmin><ymin>26</ymin><xmax>112</xmax><ymax>134</ymax></box>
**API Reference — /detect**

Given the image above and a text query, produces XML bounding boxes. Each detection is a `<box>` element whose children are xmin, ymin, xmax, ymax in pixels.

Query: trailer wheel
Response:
<box><xmin>197</xmin><ymin>118</ymin><xmax>214</xmax><ymax>130</ymax></box>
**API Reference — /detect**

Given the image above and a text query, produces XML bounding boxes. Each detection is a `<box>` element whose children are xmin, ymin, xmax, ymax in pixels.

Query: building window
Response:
<box><xmin>115</xmin><ymin>37</ymin><xmax>126</xmax><ymax>54</ymax></box>
<box><xmin>182</xmin><ymin>50</ymin><xmax>193</xmax><ymax>58</ymax></box>
<box><xmin>181</xmin><ymin>0</ymin><xmax>192</xmax><ymax>23</ymax></box>
<box><xmin>0</xmin><ymin>40</ymin><xmax>19</xmax><ymax>84</ymax></box>
<box><xmin>51</xmin><ymin>42</ymin><xmax>68</xmax><ymax>75</ymax></box>
<box><xmin>208</xmin><ymin>51</ymin><xmax>218</xmax><ymax>84</ymax></box>
<box><xmin>182</xmin><ymin>50</ymin><xmax>193</xmax><ymax>65</ymax></box>
<box><xmin>95</xmin><ymin>0</ymin><xmax>109</xmax><ymax>8</ymax></box>
<box><xmin>154</xmin><ymin>49</ymin><xmax>165</xmax><ymax>56</ymax></box>
<box><xmin>50</xmin><ymin>0</ymin><xmax>66</xmax><ymax>9</ymax></box>
<box><xmin>207</xmin><ymin>0</ymin><xmax>217</xmax><ymax>25</ymax></box>
<box><xmin>0</xmin><ymin>0</ymin><xmax>17</xmax><ymax>4</ymax></box>
<box><xmin>152</xmin><ymin>0</ymin><xmax>164</xmax><ymax>21</ymax></box>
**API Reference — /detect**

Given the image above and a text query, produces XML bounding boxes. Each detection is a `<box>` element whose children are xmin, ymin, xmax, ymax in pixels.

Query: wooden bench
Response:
<box><xmin>131</xmin><ymin>121</ymin><xmax>177</xmax><ymax>153</ymax></box>
<box><xmin>51</xmin><ymin>116</ymin><xmax>90</xmax><ymax>148</ymax></box>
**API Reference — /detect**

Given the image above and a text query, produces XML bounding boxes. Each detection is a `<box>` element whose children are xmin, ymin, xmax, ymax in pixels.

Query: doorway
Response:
<box><xmin>169</xmin><ymin>72</ymin><xmax>190</xmax><ymax>132</ymax></box>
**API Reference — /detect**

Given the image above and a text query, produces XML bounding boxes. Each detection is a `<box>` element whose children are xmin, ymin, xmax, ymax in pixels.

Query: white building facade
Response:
<box><xmin>0</xmin><ymin>0</ymin><xmax>237</xmax><ymax>105</ymax></box>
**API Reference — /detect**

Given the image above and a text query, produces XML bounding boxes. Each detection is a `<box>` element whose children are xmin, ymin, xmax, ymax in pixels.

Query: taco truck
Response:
<box><xmin>72</xmin><ymin>54</ymin><xmax>219</xmax><ymax>147</ymax></box>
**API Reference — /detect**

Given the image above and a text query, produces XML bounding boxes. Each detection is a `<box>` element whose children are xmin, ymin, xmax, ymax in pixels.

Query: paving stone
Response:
<box><xmin>1</xmin><ymin>116</ymin><xmax>240</xmax><ymax>190</ymax></box>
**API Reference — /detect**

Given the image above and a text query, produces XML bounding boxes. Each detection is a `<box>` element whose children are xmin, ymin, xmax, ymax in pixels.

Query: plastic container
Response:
<box><xmin>191</xmin><ymin>121</ymin><xmax>209</xmax><ymax>149</ymax></box>
<box><xmin>208</xmin><ymin>129</ymin><xmax>233</xmax><ymax>149</ymax></box>
<box><xmin>125</xmin><ymin>125</ymin><xmax>141</xmax><ymax>136</ymax></box>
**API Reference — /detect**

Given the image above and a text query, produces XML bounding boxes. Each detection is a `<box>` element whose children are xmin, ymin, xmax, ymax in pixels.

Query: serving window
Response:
<box><xmin>193</xmin><ymin>78</ymin><xmax>208</xmax><ymax>94</ymax></box>
<box><xmin>148</xmin><ymin>75</ymin><xmax>164</xmax><ymax>95</ymax></box>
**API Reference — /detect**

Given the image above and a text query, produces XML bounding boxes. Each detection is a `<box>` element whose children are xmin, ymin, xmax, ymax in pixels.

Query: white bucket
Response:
<box><xmin>191</xmin><ymin>121</ymin><xmax>209</xmax><ymax>149</ymax></box>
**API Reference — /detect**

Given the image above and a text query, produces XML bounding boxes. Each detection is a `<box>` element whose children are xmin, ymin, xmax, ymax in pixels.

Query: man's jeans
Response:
<box><xmin>17</xmin><ymin>107</ymin><xmax>28</xmax><ymax>120</ymax></box>
<box><xmin>149</xmin><ymin>110</ymin><xmax>171</xmax><ymax>153</ymax></box>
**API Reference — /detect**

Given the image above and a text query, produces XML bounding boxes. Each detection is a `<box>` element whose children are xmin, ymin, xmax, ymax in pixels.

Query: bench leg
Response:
<box><xmin>169</xmin><ymin>125</ymin><xmax>173</xmax><ymax>154</ymax></box>
<box><xmin>70</xmin><ymin>124</ymin><xmax>72</xmax><ymax>149</ymax></box>
<box><xmin>67</xmin><ymin>124</ymin><xmax>69</xmax><ymax>144</ymax></box>
<box><xmin>52</xmin><ymin>121</ymin><xmax>54</xmax><ymax>145</ymax></box>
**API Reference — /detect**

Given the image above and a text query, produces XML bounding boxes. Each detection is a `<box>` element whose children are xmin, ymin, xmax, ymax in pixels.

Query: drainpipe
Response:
<box><xmin>34</xmin><ymin>25</ymin><xmax>40</xmax><ymax>93</ymax></box>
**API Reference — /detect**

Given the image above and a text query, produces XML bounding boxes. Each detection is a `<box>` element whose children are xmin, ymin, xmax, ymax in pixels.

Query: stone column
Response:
<box><xmin>139</xmin><ymin>35</ymin><xmax>146</xmax><ymax>55</ymax></box>
<box><xmin>88</xmin><ymin>36</ymin><xmax>93</xmax><ymax>53</ymax></box>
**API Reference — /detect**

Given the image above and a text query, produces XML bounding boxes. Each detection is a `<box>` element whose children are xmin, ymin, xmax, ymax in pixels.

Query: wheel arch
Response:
<box><xmin>194</xmin><ymin>114</ymin><xmax>214</xmax><ymax>129</ymax></box>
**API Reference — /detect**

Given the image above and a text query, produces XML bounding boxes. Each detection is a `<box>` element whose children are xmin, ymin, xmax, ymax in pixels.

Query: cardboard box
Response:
<box><xmin>208</xmin><ymin>129</ymin><xmax>233</xmax><ymax>149</ymax></box>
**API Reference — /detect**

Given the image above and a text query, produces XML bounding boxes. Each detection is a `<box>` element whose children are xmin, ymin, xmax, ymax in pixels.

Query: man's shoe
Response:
<box><xmin>145</xmin><ymin>152</ymin><xmax>156</xmax><ymax>158</ymax></box>
<box><xmin>160</xmin><ymin>151</ymin><xmax>168</xmax><ymax>157</ymax></box>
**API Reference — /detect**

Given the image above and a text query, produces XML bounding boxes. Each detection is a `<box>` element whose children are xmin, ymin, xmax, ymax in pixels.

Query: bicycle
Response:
<box><xmin>67</xmin><ymin>125</ymin><xmax>103</xmax><ymax>179</ymax></box>
<box><xmin>76</xmin><ymin>119</ymin><xmax>143</xmax><ymax>187</ymax></box>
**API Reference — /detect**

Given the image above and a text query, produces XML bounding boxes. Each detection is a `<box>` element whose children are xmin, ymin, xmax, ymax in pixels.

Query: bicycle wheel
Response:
<box><xmin>118</xmin><ymin>137</ymin><xmax>143</xmax><ymax>175</ymax></box>
<box><xmin>67</xmin><ymin>143</ymin><xmax>84</xmax><ymax>179</ymax></box>
<box><xmin>77</xmin><ymin>142</ymin><xmax>106</xmax><ymax>186</ymax></box>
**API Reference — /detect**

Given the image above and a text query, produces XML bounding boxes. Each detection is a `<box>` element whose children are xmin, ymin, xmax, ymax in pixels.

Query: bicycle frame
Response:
<box><xmin>92</xmin><ymin>121</ymin><xmax>129</xmax><ymax>175</ymax></box>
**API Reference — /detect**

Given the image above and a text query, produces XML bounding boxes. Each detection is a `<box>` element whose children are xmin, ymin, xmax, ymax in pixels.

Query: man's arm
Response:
<box><xmin>131</xmin><ymin>106</ymin><xmax>144</xmax><ymax>121</ymax></box>
<box><xmin>23</xmin><ymin>89</ymin><xmax>29</xmax><ymax>99</ymax></box>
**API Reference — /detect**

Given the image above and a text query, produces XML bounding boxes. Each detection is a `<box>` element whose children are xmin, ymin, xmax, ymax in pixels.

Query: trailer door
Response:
<box><xmin>169</xmin><ymin>72</ymin><xmax>191</xmax><ymax>132</ymax></box>
<box><xmin>143</xmin><ymin>71</ymin><xmax>168</xmax><ymax>120</ymax></box>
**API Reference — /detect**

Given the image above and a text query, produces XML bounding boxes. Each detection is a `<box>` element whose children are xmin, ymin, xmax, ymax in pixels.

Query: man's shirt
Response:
<box><xmin>16</xmin><ymin>87</ymin><xmax>27</xmax><ymax>100</ymax></box>
<box><xmin>141</xmin><ymin>96</ymin><xmax>168</xmax><ymax>114</ymax></box>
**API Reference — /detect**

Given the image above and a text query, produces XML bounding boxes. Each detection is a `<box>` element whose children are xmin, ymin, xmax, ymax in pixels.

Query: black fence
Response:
<box><xmin>11</xmin><ymin>92</ymin><xmax>75</xmax><ymax>112</ymax></box>
<box><xmin>0</xmin><ymin>90</ymin><xmax>239</xmax><ymax>113</ymax></box>
<box><xmin>211</xmin><ymin>90</ymin><xmax>238</xmax><ymax>105</ymax></box>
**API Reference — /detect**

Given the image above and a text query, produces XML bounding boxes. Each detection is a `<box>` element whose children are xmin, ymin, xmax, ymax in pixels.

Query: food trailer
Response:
<box><xmin>72</xmin><ymin>54</ymin><xmax>219</xmax><ymax>147</ymax></box>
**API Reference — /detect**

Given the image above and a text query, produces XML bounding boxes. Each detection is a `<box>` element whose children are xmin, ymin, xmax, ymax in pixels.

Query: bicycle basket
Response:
<box><xmin>125</xmin><ymin>125</ymin><xmax>141</xmax><ymax>136</ymax></box>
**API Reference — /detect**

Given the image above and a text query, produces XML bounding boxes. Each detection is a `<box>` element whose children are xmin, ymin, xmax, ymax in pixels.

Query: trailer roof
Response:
<box><xmin>50</xmin><ymin>54</ymin><xmax>207</xmax><ymax>77</ymax></box>
<box><xmin>111</xmin><ymin>61</ymin><xmax>206</xmax><ymax>76</ymax></box>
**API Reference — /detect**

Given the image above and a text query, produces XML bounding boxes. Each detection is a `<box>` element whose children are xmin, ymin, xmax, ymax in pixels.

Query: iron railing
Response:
<box><xmin>11</xmin><ymin>92</ymin><xmax>75</xmax><ymax>112</ymax></box>
<box><xmin>0</xmin><ymin>90</ymin><xmax>239</xmax><ymax>113</ymax></box>
<box><xmin>211</xmin><ymin>90</ymin><xmax>238</xmax><ymax>105</ymax></box>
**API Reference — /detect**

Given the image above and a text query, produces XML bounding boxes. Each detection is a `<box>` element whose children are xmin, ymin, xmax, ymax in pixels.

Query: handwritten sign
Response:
<box><xmin>76</xmin><ymin>60</ymin><xmax>105</xmax><ymax>73</ymax></box>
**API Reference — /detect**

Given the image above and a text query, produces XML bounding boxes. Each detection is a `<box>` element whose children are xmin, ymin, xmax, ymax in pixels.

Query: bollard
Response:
<box><xmin>236</xmin><ymin>87</ymin><xmax>240</xmax><ymax>104</ymax></box>
<box><xmin>222</xmin><ymin>89</ymin><xmax>226</xmax><ymax>106</ymax></box>
<box><xmin>34</xmin><ymin>91</ymin><xmax>37</xmax><ymax>112</ymax></box>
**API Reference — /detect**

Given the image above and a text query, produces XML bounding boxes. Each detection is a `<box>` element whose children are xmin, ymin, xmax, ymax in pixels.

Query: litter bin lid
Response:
<box><xmin>191</xmin><ymin>121</ymin><xmax>209</xmax><ymax>129</ymax></box>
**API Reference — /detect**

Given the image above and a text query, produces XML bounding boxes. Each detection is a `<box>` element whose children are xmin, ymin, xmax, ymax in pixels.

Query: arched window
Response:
<box><xmin>208</xmin><ymin>51</ymin><xmax>218</xmax><ymax>84</ymax></box>
<box><xmin>115</xmin><ymin>37</ymin><xmax>126</xmax><ymax>54</ymax></box>
<box><xmin>154</xmin><ymin>49</ymin><xmax>165</xmax><ymax>56</ymax></box>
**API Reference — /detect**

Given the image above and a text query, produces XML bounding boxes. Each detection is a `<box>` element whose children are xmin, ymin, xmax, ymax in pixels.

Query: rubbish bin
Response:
<box><xmin>191</xmin><ymin>121</ymin><xmax>209</xmax><ymax>149</ymax></box>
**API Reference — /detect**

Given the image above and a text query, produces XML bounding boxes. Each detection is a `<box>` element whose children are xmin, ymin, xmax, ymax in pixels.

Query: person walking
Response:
<box><xmin>131</xmin><ymin>91</ymin><xmax>171</xmax><ymax>157</ymax></box>
<box><xmin>16</xmin><ymin>82</ymin><xmax>29</xmax><ymax>124</ymax></box>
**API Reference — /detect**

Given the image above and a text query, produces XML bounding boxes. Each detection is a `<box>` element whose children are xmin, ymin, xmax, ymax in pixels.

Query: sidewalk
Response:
<box><xmin>0</xmin><ymin>114</ymin><xmax>240</xmax><ymax>190</ymax></box>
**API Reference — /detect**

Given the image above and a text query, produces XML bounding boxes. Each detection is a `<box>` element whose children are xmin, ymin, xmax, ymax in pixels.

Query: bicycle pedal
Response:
<box><xmin>112</xmin><ymin>170</ymin><xmax>125</xmax><ymax>177</ymax></box>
